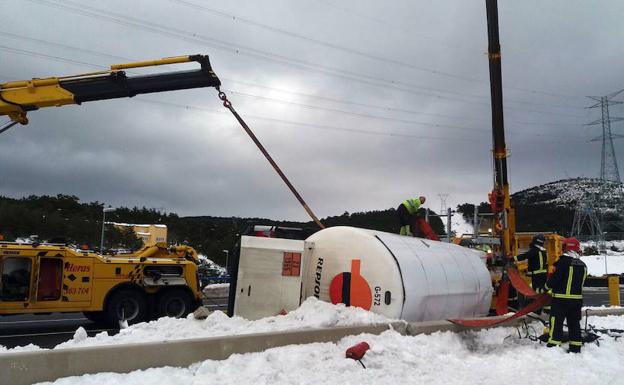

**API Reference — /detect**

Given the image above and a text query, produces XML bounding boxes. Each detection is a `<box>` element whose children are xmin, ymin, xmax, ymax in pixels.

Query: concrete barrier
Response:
<box><xmin>1</xmin><ymin>309</ymin><xmax>621</xmax><ymax>385</ymax></box>
<box><xmin>585</xmin><ymin>307</ymin><xmax>624</xmax><ymax>317</ymax></box>
<box><xmin>0</xmin><ymin>324</ymin><xmax>394</xmax><ymax>385</ymax></box>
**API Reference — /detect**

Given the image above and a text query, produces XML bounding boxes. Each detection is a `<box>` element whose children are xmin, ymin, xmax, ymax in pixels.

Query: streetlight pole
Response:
<box><xmin>100</xmin><ymin>207</ymin><xmax>116</xmax><ymax>253</ymax></box>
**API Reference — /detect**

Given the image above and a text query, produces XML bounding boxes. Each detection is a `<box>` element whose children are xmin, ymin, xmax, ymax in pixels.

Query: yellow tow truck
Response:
<box><xmin>1</xmin><ymin>242</ymin><xmax>202</xmax><ymax>325</ymax></box>
<box><xmin>0</xmin><ymin>54</ymin><xmax>222</xmax><ymax>324</ymax></box>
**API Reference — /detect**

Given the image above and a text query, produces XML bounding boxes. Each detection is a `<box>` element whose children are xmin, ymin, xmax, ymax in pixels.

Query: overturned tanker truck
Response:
<box><xmin>228</xmin><ymin>226</ymin><xmax>492</xmax><ymax>322</ymax></box>
<box><xmin>227</xmin><ymin>0</ymin><xmax>555</xmax><ymax>323</ymax></box>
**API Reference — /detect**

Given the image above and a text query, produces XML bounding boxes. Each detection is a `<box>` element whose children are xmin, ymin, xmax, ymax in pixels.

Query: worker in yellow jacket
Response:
<box><xmin>397</xmin><ymin>197</ymin><xmax>426</xmax><ymax>236</ymax></box>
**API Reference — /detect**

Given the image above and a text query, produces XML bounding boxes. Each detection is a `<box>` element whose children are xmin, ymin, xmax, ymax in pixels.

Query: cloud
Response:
<box><xmin>0</xmin><ymin>0</ymin><xmax>621</xmax><ymax>220</ymax></box>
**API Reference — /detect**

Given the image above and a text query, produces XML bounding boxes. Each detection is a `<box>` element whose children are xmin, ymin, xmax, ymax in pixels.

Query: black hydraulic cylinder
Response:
<box><xmin>486</xmin><ymin>0</ymin><xmax>508</xmax><ymax>188</ymax></box>
<box><xmin>60</xmin><ymin>67</ymin><xmax>221</xmax><ymax>104</ymax></box>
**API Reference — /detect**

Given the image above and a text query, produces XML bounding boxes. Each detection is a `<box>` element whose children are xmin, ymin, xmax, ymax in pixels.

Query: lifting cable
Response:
<box><xmin>216</xmin><ymin>88</ymin><xmax>325</xmax><ymax>229</ymax></box>
<box><xmin>0</xmin><ymin>120</ymin><xmax>18</xmax><ymax>135</ymax></box>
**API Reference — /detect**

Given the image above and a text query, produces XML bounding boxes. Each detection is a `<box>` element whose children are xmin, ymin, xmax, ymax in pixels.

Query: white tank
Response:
<box><xmin>302</xmin><ymin>226</ymin><xmax>492</xmax><ymax>322</ymax></box>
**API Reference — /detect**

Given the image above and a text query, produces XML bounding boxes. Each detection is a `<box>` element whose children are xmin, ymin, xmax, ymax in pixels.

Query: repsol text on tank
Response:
<box><xmin>314</xmin><ymin>257</ymin><xmax>323</xmax><ymax>298</ymax></box>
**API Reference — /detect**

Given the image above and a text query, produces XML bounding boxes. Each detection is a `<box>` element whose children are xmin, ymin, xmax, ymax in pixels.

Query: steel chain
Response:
<box><xmin>216</xmin><ymin>87</ymin><xmax>232</xmax><ymax>108</ymax></box>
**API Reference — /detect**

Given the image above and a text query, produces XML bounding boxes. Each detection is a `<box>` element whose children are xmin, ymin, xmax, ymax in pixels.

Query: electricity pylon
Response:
<box><xmin>587</xmin><ymin>89</ymin><xmax>624</xmax><ymax>185</ymax></box>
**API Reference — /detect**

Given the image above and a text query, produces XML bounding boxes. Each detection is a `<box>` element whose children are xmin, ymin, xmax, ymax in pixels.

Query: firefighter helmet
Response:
<box><xmin>531</xmin><ymin>234</ymin><xmax>545</xmax><ymax>247</ymax></box>
<box><xmin>562</xmin><ymin>237</ymin><xmax>581</xmax><ymax>253</ymax></box>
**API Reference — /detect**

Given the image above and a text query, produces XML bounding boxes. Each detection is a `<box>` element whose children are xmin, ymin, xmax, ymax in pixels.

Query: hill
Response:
<box><xmin>512</xmin><ymin>178</ymin><xmax>624</xmax><ymax>210</ymax></box>
<box><xmin>457</xmin><ymin>177</ymin><xmax>624</xmax><ymax>235</ymax></box>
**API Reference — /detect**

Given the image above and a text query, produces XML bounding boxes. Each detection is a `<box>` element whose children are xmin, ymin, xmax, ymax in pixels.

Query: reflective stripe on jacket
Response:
<box><xmin>545</xmin><ymin>254</ymin><xmax>587</xmax><ymax>300</ymax></box>
<box><xmin>513</xmin><ymin>246</ymin><xmax>547</xmax><ymax>274</ymax></box>
<box><xmin>402</xmin><ymin>198</ymin><xmax>421</xmax><ymax>215</ymax></box>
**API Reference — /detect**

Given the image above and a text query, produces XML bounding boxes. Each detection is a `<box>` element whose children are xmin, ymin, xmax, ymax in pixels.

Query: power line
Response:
<box><xmin>133</xmin><ymin>97</ymin><xmax>586</xmax><ymax>143</ymax></box>
<box><xmin>227</xmin><ymin>89</ymin><xmax>489</xmax><ymax>134</ymax></box>
<box><xmin>169</xmin><ymin>0</ymin><xmax>487</xmax><ymax>84</ymax></box>
<box><xmin>0</xmin><ymin>26</ymin><xmax>588</xmax><ymax>121</ymax></box>
<box><xmin>89</xmin><ymin>97</ymin><xmax>486</xmax><ymax>143</ymax></box>
<box><xmin>0</xmin><ymin>43</ymin><xmax>588</xmax><ymax>141</ymax></box>
<box><xmin>227</xmin><ymin>90</ymin><xmax>586</xmax><ymax>139</ymax></box>
<box><xmin>0</xmin><ymin>30</ymin><xmax>130</xmax><ymax>63</ymax></box>
<box><xmin>27</xmin><ymin>0</ymin><xmax>586</xmax><ymax>113</ymax></box>
<box><xmin>161</xmin><ymin>0</ymin><xmax>590</xmax><ymax>109</ymax></box>
<box><xmin>0</xmin><ymin>44</ymin><xmax>104</xmax><ymax>70</ymax></box>
<box><xmin>312</xmin><ymin>0</ymin><xmax>585</xmax><ymax>100</ymax></box>
<box><xmin>223</xmin><ymin>77</ymin><xmax>581</xmax><ymax>126</ymax></box>
<box><xmin>175</xmin><ymin>0</ymin><xmax>582</xmax><ymax>102</ymax></box>
<box><xmin>0</xmin><ymin>52</ymin><xmax>587</xmax><ymax>144</ymax></box>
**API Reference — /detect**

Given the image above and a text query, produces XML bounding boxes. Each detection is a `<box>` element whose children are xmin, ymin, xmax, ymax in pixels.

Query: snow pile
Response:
<box><xmin>1</xmin><ymin>298</ymin><xmax>393</xmax><ymax>353</ymax></box>
<box><xmin>38</xmin><ymin>315</ymin><xmax>624</xmax><ymax>385</ymax></box>
<box><xmin>202</xmin><ymin>283</ymin><xmax>230</xmax><ymax>297</ymax></box>
<box><xmin>0</xmin><ymin>343</ymin><xmax>40</xmax><ymax>354</ymax></box>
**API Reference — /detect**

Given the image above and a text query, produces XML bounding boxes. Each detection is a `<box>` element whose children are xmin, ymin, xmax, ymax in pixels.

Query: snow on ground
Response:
<box><xmin>581</xmin><ymin>240</ymin><xmax>624</xmax><ymax>254</ymax></box>
<box><xmin>38</xmin><ymin>315</ymin><xmax>624</xmax><ymax>385</ymax></box>
<box><xmin>204</xmin><ymin>283</ymin><xmax>230</xmax><ymax>289</ymax></box>
<box><xmin>581</xmin><ymin>254</ymin><xmax>624</xmax><ymax>276</ymax></box>
<box><xmin>578</xmin><ymin>240</ymin><xmax>624</xmax><ymax>276</ymax></box>
<box><xmin>0</xmin><ymin>298</ymin><xmax>393</xmax><ymax>353</ymax></box>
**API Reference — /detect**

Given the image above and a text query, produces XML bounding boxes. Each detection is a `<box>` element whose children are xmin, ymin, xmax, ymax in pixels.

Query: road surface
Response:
<box><xmin>0</xmin><ymin>296</ymin><xmax>228</xmax><ymax>349</ymax></box>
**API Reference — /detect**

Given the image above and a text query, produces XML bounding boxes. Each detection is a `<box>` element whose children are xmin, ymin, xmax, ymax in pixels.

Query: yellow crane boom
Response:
<box><xmin>0</xmin><ymin>54</ymin><xmax>221</xmax><ymax>125</ymax></box>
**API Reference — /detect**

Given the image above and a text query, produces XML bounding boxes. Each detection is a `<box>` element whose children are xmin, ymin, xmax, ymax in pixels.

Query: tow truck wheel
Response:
<box><xmin>105</xmin><ymin>289</ymin><xmax>147</xmax><ymax>326</ymax></box>
<box><xmin>157</xmin><ymin>289</ymin><xmax>193</xmax><ymax>318</ymax></box>
<box><xmin>83</xmin><ymin>311</ymin><xmax>106</xmax><ymax>324</ymax></box>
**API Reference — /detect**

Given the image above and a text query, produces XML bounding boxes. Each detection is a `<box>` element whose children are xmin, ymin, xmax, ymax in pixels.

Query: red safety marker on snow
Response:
<box><xmin>449</xmin><ymin>293</ymin><xmax>551</xmax><ymax>328</ymax></box>
<box><xmin>346</xmin><ymin>342</ymin><xmax>370</xmax><ymax>369</ymax></box>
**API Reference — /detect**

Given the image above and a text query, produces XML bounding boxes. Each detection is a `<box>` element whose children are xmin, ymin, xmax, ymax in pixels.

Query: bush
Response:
<box><xmin>583</xmin><ymin>245</ymin><xmax>599</xmax><ymax>255</ymax></box>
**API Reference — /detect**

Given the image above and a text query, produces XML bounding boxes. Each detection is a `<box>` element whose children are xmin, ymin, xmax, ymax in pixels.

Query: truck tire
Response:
<box><xmin>105</xmin><ymin>289</ymin><xmax>147</xmax><ymax>326</ymax></box>
<box><xmin>83</xmin><ymin>311</ymin><xmax>106</xmax><ymax>324</ymax></box>
<box><xmin>156</xmin><ymin>288</ymin><xmax>193</xmax><ymax>318</ymax></box>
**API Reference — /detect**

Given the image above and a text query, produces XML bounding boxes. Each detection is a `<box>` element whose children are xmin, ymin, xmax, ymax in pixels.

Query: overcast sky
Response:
<box><xmin>1</xmin><ymin>0</ymin><xmax>623</xmax><ymax>221</ymax></box>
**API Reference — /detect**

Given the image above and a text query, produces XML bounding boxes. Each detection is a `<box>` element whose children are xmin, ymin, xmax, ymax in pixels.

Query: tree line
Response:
<box><xmin>4</xmin><ymin>192</ymin><xmax>614</xmax><ymax>266</ymax></box>
<box><xmin>0</xmin><ymin>194</ymin><xmax>445</xmax><ymax>266</ymax></box>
